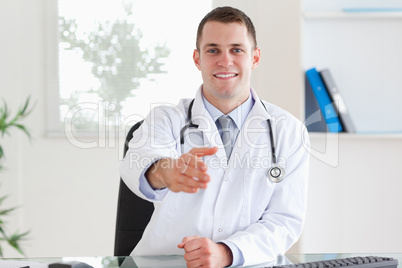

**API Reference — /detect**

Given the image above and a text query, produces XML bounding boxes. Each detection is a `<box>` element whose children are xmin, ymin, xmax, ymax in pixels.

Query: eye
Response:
<box><xmin>232</xmin><ymin>48</ymin><xmax>243</xmax><ymax>53</ymax></box>
<box><xmin>207</xmin><ymin>49</ymin><xmax>218</xmax><ymax>54</ymax></box>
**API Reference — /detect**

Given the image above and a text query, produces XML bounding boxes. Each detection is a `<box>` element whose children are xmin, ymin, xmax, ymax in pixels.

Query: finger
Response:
<box><xmin>182</xmin><ymin>237</ymin><xmax>205</xmax><ymax>253</ymax></box>
<box><xmin>185</xmin><ymin>258</ymin><xmax>203</xmax><ymax>268</ymax></box>
<box><xmin>189</xmin><ymin>147</ymin><xmax>218</xmax><ymax>157</ymax></box>
<box><xmin>169</xmin><ymin>177</ymin><xmax>199</xmax><ymax>193</ymax></box>
<box><xmin>179</xmin><ymin>153</ymin><xmax>208</xmax><ymax>173</ymax></box>
<box><xmin>177</xmin><ymin>183</ymin><xmax>199</xmax><ymax>194</ymax></box>
<box><xmin>184</xmin><ymin>250</ymin><xmax>202</xmax><ymax>263</ymax></box>
<box><xmin>178</xmin><ymin>177</ymin><xmax>207</xmax><ymax>191</ymax></box>
<box><xmin>179</xmin><ymin>165</ymin><xmax>210</xmax><ymax>185</ymax></box>
<box><xmin>177</xmin><ymin>177</ymin><xmax>207</xmax><ymax>191</ymax></box>
<box><xmin>177</xmin><ymin>236</ymin><xmax>200</xmax><ymax>248</ymax></box>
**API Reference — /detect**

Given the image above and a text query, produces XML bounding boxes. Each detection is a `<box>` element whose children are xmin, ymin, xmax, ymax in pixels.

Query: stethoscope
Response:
<box><xmin>179</xmin><ymin>99</ymin><xmax>286</xmax><ymax>183</ymax></box>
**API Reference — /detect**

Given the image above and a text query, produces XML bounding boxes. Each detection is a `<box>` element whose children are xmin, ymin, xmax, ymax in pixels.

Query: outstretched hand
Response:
<box><xmin>145</xmin><ymin>147</ymin><xmax>218</xmax><ymax>193</ymax></box>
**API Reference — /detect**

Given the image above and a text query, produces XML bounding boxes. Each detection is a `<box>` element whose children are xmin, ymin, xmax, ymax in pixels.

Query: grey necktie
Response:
<box><xmin>217</xmin><ymin>116</ymin><xmax>233</xmax><ymax>158</ymax></box>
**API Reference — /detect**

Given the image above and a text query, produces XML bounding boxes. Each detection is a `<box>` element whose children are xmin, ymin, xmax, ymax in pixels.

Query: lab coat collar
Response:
<box><xmin>231</xmin><ymin>88</ymin><xmax>272</xmax><ymax>159</ymax></box>
<box><xmin>191</xmin><ymin>86</ymin><xmax>213</xmax><ymax>130</ymax></box>
<box><xmin>190</xmin><ymin>86</ymin><xmax>272</xmax><ymax>161</ymax></box>
<box><xmin>248</xmin><ymin>87</ymin><xmax>272</xmax><ymax>121</ymax></box>
<box><xmin>202</xmin><ymin>91</ymin><xmax>254</xmax><ymax>131</ymax></box>
<box><xmin>190</xmin><ymin>87</ymin><xmax>218</xmax><ymax>152</ymax></box>
<box><xmin>191</xmin><ymin>86</ymin><xmax>271</xmax><ymax>123</ymax></box>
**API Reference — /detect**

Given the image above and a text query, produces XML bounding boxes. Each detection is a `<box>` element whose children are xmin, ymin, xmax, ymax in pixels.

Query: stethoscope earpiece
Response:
<box><xmin>268</xmin><ymin>166</ymin><xmax>285</xmax><ymax>183</ymax></box>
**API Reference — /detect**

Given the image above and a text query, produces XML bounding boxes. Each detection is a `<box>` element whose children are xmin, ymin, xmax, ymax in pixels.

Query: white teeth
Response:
<box><xmin>215</xmin><ymin>74</ymin><xmax>237</xmax><ymax>78</ymax></box>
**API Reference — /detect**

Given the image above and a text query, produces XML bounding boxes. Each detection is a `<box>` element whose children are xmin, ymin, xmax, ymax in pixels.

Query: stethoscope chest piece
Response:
<box><xmin>180</xmin><ymin>99</ymin><xmax>287</xmax><ymax>183</ymax></box>
<box><xmin>268</xmin><ymin>166</ymin><xmax>285</xmax><ymax>183</ymax></box>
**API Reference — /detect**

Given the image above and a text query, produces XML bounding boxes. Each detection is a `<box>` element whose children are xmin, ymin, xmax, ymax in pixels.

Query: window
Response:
<box><xmin>49</xmin><ymin>0</ymin><xmax>212</xmax><ymax>139</ymax></box>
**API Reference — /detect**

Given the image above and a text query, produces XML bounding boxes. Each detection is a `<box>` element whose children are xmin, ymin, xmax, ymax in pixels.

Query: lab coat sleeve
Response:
<box><xmin>222</xmin><ymin>123</ymin><xmax>310</xmax><ymax>266</ymax></box>
<box><xmin>119</xmin><ymin>104</ymin><xmax>184</xmax><ymax>202</ymax></box>
<box><xmin>220</xmin><ymin>241</ymin><xmax>245</xmax><ymax>267</ymax></box>
<box><xmin>138</xmin><ymin>159</ymin><xmax>169</xmax><ymax>200</ymax></box>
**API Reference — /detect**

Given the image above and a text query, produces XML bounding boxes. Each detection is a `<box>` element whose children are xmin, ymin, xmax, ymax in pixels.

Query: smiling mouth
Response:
<box><xmin>214</xmin><ymin>73</ymin><xmax>238</xmax><ymax>78</ymax></box>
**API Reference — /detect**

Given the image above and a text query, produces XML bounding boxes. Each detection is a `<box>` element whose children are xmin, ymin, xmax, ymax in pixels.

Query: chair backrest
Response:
<box><xmin>114</xmin><ymin>120</ymin><xmax>155</xmax><ymax>256</ymax></box>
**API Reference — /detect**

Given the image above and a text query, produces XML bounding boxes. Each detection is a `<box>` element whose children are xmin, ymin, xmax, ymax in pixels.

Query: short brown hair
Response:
<box><xmin>196</xmin><ymin>6</ymin><xmax>257</xmax><ymax>50</ymax></box>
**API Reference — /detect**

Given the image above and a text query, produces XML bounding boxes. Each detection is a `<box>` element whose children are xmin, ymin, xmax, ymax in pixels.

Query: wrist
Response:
<box><xmin>145</xmin><ymin>158</ymin><xmax>168</xmax><ymax>189</ymax></box>
<box><xmin>218</xmin><ymin>243</ymin><xmax>233</xmax><ymax>267</ymax></box>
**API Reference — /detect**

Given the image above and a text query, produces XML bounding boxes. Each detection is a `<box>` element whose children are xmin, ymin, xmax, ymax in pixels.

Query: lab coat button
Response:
<box><xmin>224</xmin><ymin>177</ymin><xmax>229</xmax><ymax>181</ymax></box>
<box><xmin>218</xmin><ymin>228</ymin><xmax>223</xmax><ymax>232</ymax></box>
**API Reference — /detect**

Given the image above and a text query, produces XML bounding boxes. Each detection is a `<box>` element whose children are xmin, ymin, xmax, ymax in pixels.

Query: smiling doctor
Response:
<box><xmin>120</xmin><ymin>6</ymin><xmax>310</xmax><ymax>268</ymax></box>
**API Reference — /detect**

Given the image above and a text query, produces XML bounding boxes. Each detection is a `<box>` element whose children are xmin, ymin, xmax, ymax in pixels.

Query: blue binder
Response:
<box><xmin>305</xmin><ymin>68</ymin><xmax>343</xmax><ymax>133</ymax></box>
<box><xmin>320</xmin><ymin>69</ymin><xmax>356</xmax><ymax>133</ymax></box>
<box><xmin>305</xmin><ymin>74</ymin><xmax>327</xmax><ymax>132</ymax></box>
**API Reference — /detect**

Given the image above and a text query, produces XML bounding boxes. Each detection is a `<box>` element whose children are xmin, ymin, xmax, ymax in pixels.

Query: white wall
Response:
<box><xmin>1</xmin><ymin>0</ymin><xmax>401</xmax><ymax>259</ymax></box>
<box><xmin>213</xmin><ymin>0</ymin><xmax>303</xmax><ymax>118</ymax></box>
<box><xmin>0</xmin><ymin>0</ymin><xmax>121</xmax><ymax>257</ymax></box>
<box><xmin>302</xmin><ymin>134</ymin><xmax>402</xmax><ymax>253</ymax></box>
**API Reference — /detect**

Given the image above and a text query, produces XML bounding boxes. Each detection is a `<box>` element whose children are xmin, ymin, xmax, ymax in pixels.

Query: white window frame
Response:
<box><xmin>45</xmin><ymin>0</ymin><xmax>212</xmax><ymax>140</ymax></box>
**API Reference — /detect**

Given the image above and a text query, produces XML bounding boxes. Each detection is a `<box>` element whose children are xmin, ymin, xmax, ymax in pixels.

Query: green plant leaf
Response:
<box><xmin>0</xmin><ymin>225</ymin><xmax>6</xmax><ymax>235</ymax></box>
<box><xmin>0</xmin><ymin>145</ymin><xmax>4</xmax><ymax>159</ymax></box>
<box><xmin>0</xmin><ymin>207</ymin><xmax>16</xmax><ymax>216</ymax></box>
<box><xmin>0</xmin><ymin>97</ymin><xmax>33</xmax><ymax>257</ymax></box>
<box><xmin>0</xmin><ymin>102</ymin><xmax>9</xmax><ymax>136</ymax></box>
<box><xmin>7</xmin><ymin>230</ymin><xmax>30</xmax><ymax>256</ymax></box>
<box><xmin>13</xmin><ymin>124</ymin><xmax>31</xmax><ymax>139</ymax></box>
<box><xmin>0</xmin><ymin>97</ymin><xmax>33</xmax><ymax>138</ymax></box>
<box><xmin>12</xmin><ymin>97</ymin><xmax>33</xmax><ymax>123</ymax></box>
<box><xmin>19</xmin><ymin>97</ymin><xmax>31</xmax><ymax>116</ymax></box>
<box><xmin>0</xmin><ymin>195</ymin><xmax>8</xmax><ymax>205</ymax></box>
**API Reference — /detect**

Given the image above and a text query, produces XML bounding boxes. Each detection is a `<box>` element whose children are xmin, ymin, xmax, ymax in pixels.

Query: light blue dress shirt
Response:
<box><xmin>202</xmin><ymin>92</ymin><xmax>254</xmax><ymax>157</ymax></box>
<box><xmin>138</xmin><ymin>90</ymin><xmax>255</xmax><ymax>267</ymax></box>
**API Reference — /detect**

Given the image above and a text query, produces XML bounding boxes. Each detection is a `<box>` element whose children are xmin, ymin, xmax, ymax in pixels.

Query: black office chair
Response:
<box><xmin>114</xmin><ymin>120</ymin><xmax>155</xmax><ymax>256</ymax></box>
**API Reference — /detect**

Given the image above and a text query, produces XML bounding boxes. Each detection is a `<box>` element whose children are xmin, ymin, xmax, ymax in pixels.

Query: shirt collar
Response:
<box><xmin>201</xmin><ymin>90</ymin><xmax>255</xmax><ymax>130</ymax></box>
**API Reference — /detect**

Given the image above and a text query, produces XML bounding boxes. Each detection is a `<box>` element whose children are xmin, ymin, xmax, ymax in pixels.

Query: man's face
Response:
<box><xmin>193</xmin><ymin>21</ymin><xmax>260</xmax><ymax>106</ymax></box>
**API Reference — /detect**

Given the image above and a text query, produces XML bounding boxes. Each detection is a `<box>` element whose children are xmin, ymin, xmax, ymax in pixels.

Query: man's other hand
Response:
<box><xmin>177</xmin><ymin>236</ymin><xmax>233</xmax><ymax>268</ymax></box>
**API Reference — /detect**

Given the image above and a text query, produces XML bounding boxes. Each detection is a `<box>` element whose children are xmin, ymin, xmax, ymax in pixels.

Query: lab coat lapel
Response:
<box><xmin>231</xmin><ymin>90</ymin><xmax>271</xmax><ymax>161</ymax></box>
<box><xmin>191</xmin><ymin>89</ymin><xmax>227</xmax><ymax>160</ymax></box>
<box><xmin>189</xmin><ymin>87</ymin><xmax>272</xmax><ymax>162</ymax></box>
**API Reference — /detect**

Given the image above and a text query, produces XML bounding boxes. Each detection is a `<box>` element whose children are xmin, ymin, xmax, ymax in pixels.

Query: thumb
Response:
<box><xmin>177</xmin><ymin>235</ymin><xmax>200</xmax><ymax>248</ymax></box>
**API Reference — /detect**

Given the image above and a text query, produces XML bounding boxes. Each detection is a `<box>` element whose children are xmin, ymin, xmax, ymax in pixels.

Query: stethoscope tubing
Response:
<box><xmin>179</xmin><ymin>99</ymin><xmax>285</xmax><ymax>183</ymax></box>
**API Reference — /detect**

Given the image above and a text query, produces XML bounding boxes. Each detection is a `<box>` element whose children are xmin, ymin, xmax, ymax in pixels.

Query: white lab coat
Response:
<box><xmin>120</xmin><ymin>87</ymin><xmax>310</xmax><ymax>266</ymax></box>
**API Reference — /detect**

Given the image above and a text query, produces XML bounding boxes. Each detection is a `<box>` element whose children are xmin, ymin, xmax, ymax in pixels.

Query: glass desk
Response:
<box><xmin>2</xmin><ymin>253</ymin><xmax>401</xmax><ymax>268</ymax></box>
